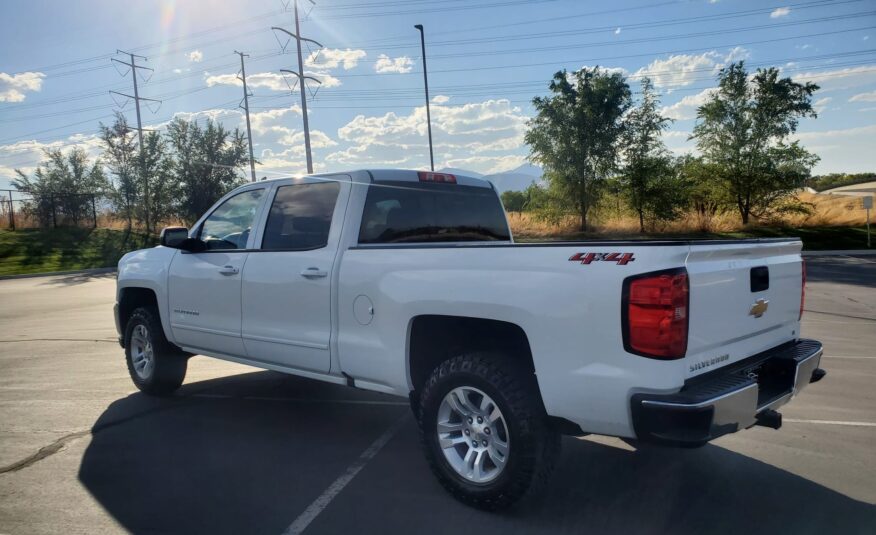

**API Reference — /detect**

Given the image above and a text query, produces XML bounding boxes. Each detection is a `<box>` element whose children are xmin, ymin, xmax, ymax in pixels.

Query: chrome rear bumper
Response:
<box><xmin>631</xmin><ymin>339</ymin><xmax>824</xmax><ymax>446</ymax></box>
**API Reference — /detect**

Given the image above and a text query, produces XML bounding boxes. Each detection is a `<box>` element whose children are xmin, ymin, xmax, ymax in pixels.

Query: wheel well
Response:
<box><xmin>119</xmin><ymin>287</ymin><xmax>158</xmax><ymax>339</ymax></box>
<box><xmin>408</xmin><ymin>315</ymin><xmax>536</xmax><ymax>395</ymax></box>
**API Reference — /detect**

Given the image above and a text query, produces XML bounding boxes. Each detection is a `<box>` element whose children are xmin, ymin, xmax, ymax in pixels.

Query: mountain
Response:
<box><xmin>509</xmin><ymin>162</ymin><xmax>543</xmax><ymax>178</ymax></box>
<box><xmin>435</xmin><ymin>164</ymin><xmax>543</xmax><ymax>193</ymax></box>
<box><xmin>436</xmin><ymin>167</ymin><xmax>484</xmax><ymax>178</ymax></box>
<box><xmin>484</xmin><ymin>164</ymin><xmax>543</xmax><ymax>193</ymax></box>
<box><xmin>483</xmin><ymin>172</ymin><xmax>539</xmax><ymax>193</ymax></box>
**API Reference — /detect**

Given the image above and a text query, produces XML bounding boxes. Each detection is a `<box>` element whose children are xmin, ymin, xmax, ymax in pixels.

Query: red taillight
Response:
<box><xmin>800</xmin><ymin>260</ymin><xmax>806</xmax><ymax>320</ymax></box>
<box><xmin>622</xmin><ymin>269</ymin><xmax>689</xmax><ymax>360</ymax></box>
<box><xmin>418</xmin><ymin>171</ymin><xmax>456</xmax><ymax>184</ymax></box>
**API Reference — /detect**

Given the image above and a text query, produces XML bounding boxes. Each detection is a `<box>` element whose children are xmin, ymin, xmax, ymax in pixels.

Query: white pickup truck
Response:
<box><xmin>115</xmin><ymin>169</ymin><xmax>825</xmax><ymax>509</ymax></box>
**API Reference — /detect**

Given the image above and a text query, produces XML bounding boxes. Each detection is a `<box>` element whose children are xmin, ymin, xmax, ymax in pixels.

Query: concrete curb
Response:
<box><xmin>0</xmin><ymin>267</ymin><xmax>117</xmax><ymax>281</ymax></box>
<box><xmin>803</xmin><ymin>250</ymin><xmax>876</xmax><ymax>256</ymax></box>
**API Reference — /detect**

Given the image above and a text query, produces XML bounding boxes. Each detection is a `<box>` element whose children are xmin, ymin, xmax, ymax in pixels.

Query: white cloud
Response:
<box><xmin>431</xmin><ymin>95</ymin><xmax>450</xmax><ymax>104</ymax></box>
<box><xmin>305</xmin><ymin>48</ymin><xmax>366</xmax><ymax>70</ymax></box>
<box><xmin>374</xmin><ymin>55</ymin><xmax>414</xmax><ymax>74</ymax></box>
<box><xmin>633</xmin><ymin>47</ymin><xmax>748</xmax><ymax>91</ymax></box>
<box><xmin>660</xmin><ymin>88</ymin><xmax>716</xmax><ymax>120</ymax></box>
<box><xmin>187</xmin><ymin>50</ymin><xmax>203</xmax><ymax>62</ymax></box>
<box><xmin>205</xmin><ymin>71</ymin><xmax>339</xmax><ymax>91</ymax></box>
<box><xmin>791</xmin><ymin>125</ymin><xmax>876</xmax><ymax>171</ymax></box>
<box><xmin>849</xmin><ymin>90</ymin><xmax>876</xmax><ymax>103</ymax></box>
<box><xmin>770</xmin><ymin>7</ymin><xmax>790</xmax><ymax>18</ymax></box>
<box><xmin>813</xmin><ymin>97</ymin><xmax>832</xmax><ymax>113</ymax></box>
<box><xmin>0</xmin><ymin>134</ymin><xmax>103</xmax><ymax>180</ymax></box>
<box><xmin>794</xmin><ymin>124</ymin><xmax>876</xmax><ymax>142</ymax></box>
<box><xmin>328</xmin><ymin>99</ymin><xmax>530</xmax><ymax>174</ymax></box>
<box><xmin>0</xmin><ymin>72</ymin><xmax>45</xmax><ymax>102</ymax></box>
<box><xmin>443</xmin><ymin>155</ymin><xmax>528</xmax><ymax>175</ymax></box>
<box><xmin>793</xmin><ymin>65</ymin><xmax>876</xmax><ymax>92</ymax></box>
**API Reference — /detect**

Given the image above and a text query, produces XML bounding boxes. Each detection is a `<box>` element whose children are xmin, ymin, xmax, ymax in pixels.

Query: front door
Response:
<box><xmin>241</xmin><ymin>176</ymin><xmax>348</xmax><ymax>373</ymax></box>
<box><xmin>168</xmin><ymin>188</ymin><xmax>266</xmax><ymax>356</ymax></box>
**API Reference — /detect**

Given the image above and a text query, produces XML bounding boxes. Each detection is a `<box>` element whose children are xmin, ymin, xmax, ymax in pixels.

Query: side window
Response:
<box><xmin>261</xmin><ymin>182</ymin><xmax>340</xmax><ymax>250</ymax></box>
<box><xmin>198</xmin><ymin>189</ymin><xmax>264</xmax><ymax>250</ymax></box>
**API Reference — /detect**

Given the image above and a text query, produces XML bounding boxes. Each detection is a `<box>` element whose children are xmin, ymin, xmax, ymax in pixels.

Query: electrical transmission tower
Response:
<box><xmin>235</xmin><ymin>51</ymin><xmax>257</xmax><ymax>182</ymax></box>
<box><xmin>272</xmin><ymin>0</ymin><xmax>322</xmax><ymax>174</ymax></box>
<box><xmin>110</xmin><ymin>50</ymin><xmax>161</xmax><ymax>232</ymax></box>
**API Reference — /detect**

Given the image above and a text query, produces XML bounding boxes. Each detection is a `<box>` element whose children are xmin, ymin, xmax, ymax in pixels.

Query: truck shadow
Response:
<box><xmin>78</xmin><ymin>371</ymin><xmax>876</xmax><ymax>535</ymax></box>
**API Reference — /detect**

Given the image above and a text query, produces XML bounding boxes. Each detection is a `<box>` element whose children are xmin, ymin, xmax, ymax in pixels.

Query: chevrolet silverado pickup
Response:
<box><xmin>115</xmin><ymin>169</ymin><xmax>825</xmax><ymax>509</ymax></box>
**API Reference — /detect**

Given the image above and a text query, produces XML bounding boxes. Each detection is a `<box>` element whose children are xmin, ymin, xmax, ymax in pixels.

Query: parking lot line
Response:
<box><xmin>784</xmin><ymin>419</ymin><xmax>876</xmax><ymax>427</ymax></box>
<box><xmin>282</xmin><ymin>413</ymin><xmax>410</xmax><ymax>535</ymax></box>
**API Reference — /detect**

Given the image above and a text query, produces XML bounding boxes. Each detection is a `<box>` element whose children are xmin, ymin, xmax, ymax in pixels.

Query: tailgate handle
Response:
<box><xmin>750</xmin><ymin>266</ymin><xmax>769</xmax><ymax>292</ymax></box>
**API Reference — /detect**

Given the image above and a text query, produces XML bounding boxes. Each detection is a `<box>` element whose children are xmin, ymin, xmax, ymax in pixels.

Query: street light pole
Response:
<box><xmin>414</xmin><ymin>24</ymin><xmax>434</xmax><ymax>171</ymax></box>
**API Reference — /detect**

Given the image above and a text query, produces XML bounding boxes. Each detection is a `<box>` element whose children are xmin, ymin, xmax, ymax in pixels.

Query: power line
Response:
<box><xmin>235</xmin><ymin>51</ymin><xmax>258</xmax><ymax>182</ymax></box>
<box><xmin>273</xmin><ymin>0</ymin><xmax>323</xmax><ymax>174</ymax></box>
<box><xmin>111</xmin><ymin>50</ymin><xmax>162</xmax><ymax>232</ymax></box>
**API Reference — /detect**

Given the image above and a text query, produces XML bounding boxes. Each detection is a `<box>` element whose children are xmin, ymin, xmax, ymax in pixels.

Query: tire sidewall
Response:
<box><xmin>125</xmin><ymin>311</ymin><xmax>156</xmax><ymax>390</ymax></box>
<box><xmin>421</xmin><ymin>356</ymin><xmax>539</xmax><ymax>502</ymax></box>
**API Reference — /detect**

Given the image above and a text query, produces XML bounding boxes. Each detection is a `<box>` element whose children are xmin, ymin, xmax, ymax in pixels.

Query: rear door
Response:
<box><xmin>241</xmin><ymin>176</ymin><xmax>350</xmax><ymax>373</ymax></box>
<box><xmin>684</xmin><ymin>239</ymin><xmax>804</xmax><ymax>379</ymax></box>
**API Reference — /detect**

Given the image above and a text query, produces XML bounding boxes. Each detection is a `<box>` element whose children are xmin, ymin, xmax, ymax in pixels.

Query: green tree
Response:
<box><xmin>166</xmin><ymin>118</ymin><xmax>249</xmax><ymax>224</ymax></box>
<box><xmin>140</xmin><ymin>131</ymin><xmax>178</xmax><ymax>231</ymax></box>
<box><xmin>100</xmin><ymin>113</ymin><xmax>140</xmax><ymax>229</ymax></box>
<box><xmin>619</xmin><ymin>78</ymin><xmax>678</xmax><ymax>232</ymax></box>
<box><xmin>677</xmin><ymin>155</ymin><xmax>729</xmax><ymax>232</ymax></box>
<box><xmin>692</xmin><ymin>61</ymin><xmax>819</xmax><ymax>225</ymax></box>
<box><xmin>13</xmin><ymin>148</ymin><xmax>106</xmax><ymax>227</ymax></box>
<box><xmin>500</xmin><ymin>190</ymin><xmax>526</xmax><ymax>213</ymax></box>
<box><xmin>526</xmin><ymin>67</ymin><xmax>632</xmax><ymax>230</ymax></box>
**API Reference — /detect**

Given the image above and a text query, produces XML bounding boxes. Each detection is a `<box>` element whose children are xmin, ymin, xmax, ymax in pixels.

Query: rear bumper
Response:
<box><xmin>631</xmin><ymin>339</ymin><xmax>824</xmax><ymax>446</ymax></box>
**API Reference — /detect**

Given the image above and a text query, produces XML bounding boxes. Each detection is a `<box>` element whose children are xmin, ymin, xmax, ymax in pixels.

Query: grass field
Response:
<box><xmin>0</xmin><ymin>228</ymin><xmax>155</xmax><ymax>276</ymax></box>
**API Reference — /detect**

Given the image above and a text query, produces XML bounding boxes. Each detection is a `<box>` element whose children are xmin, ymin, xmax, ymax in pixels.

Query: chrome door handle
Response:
<box><xmin>300</xmin><ymin>267</ymin><xmax>328</xmax><ymax>278</ymax></box>
<box><xmin>219</xmin><ymin>265</ymin><xmax>239</xmax><ymax>276</ymax></box>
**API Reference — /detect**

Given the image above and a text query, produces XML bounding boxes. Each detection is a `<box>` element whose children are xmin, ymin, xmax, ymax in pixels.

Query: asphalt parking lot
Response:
<box><xmin>1</xmin><ymin>256</ymin><xmax>874</xmax><ymax>534</ymax></box>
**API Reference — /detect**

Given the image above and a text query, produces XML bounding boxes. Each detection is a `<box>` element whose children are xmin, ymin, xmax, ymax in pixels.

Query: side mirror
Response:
<box><xmin>159</xmin><ymin>226</ymin><xmax>189</xmax><ymax>248</ymax></box>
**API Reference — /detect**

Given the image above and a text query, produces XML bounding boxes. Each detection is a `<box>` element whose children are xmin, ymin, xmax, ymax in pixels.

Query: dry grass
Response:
<box><xmin>509</xmin><ymin>191</ymin><xmax>873</xmax><ymax>239</ymax></box>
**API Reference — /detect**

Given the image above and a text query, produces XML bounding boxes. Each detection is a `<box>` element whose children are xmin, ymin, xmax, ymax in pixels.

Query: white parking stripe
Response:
<box><xmin>784</xmin><ymin>419</ymin><xmax>876</xmax><ymax>427</ymax></box>
<box><xmin>821</xmin><ymin>355</ymin><xmax>876</xmax><ymax>359</ymax></box>
<box><xmin>282</xmin><ymin>414</ymin><xmax>409</xmax><ymax>535</ymax></box>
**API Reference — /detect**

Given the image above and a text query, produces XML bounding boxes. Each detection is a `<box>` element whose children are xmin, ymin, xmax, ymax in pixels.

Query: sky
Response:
<box><xmin>1</xmin><ymin>0</ymin><xmax>875</xmax><ymax>192</ymax></box>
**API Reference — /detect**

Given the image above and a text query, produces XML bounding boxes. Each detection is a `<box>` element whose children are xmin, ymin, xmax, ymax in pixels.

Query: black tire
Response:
<box><xmin>124</xmin><ymin>306</ymin><xmax>187</xmax><ymax>396</ymax></box>
<box><xmin>418</xmin><ymin>352</ymin><xmax>560</xmax><ymax>510</ymax></box>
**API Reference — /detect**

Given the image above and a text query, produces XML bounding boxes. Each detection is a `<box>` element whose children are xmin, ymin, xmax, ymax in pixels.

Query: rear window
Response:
<box><xmin>358</xmin><ymin>182</ymin><xmax>510</xmax><ymax>244</ymax></box>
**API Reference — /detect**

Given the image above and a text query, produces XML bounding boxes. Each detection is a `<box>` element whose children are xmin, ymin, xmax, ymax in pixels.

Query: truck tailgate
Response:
<box><xmin>684</xmin><ymin>239</ymin><xmax>804</xmax><ymax>379</ymax></box>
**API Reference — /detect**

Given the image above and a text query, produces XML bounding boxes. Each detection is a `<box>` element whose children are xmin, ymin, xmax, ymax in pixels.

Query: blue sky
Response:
<box><xmin>1</xmin><ymin>0</ymin><xmax>875</xmax><ymax>191</ymax></box>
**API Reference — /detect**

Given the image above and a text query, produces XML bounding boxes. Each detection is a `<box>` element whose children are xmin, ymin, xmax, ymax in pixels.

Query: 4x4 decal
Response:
<box><xmin>569</xmin><ymin>252</ymin><xmax>636</xmax><ymax>265</ymax></box>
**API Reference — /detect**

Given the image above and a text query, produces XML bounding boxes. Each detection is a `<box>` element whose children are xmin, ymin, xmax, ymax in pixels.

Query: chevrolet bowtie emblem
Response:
<box><xmin>749</xmin><ymin>298</ymin><xmax>769</xmax><ymax>318</ymax></box>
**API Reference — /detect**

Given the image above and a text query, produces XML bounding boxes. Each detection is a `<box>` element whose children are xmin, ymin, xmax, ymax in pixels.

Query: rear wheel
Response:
<box><xmin>124</xmin><ymin>306</ymin><xmax>187</xmax><ymax>396</ymax></box>
<box><xmin>418</xmin><ymin>352</ymin><xmax>560</xmax><ymax>510</ymax></box>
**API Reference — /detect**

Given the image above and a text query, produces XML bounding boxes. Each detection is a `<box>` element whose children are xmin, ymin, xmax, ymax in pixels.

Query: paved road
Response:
<box><xmin>0</xmin><ymin>257</ymin><xmax>874</xmax><ymax>534</ymax></box>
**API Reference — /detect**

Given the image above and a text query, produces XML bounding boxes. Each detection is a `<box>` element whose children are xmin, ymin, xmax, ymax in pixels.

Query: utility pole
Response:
<box><xmin>111</xmin><ymin>51</ymin><xmax>160</xmax><ymax>233</ymax></box>
<box><xmin>414</xmin><ymin>24</ymin><xmax>435</xmax><ymax>171</ymax></box>
<box><xmin>235</xmin><ymin>51</ymin><xmax>257</xmax><ymax>182</ymax></box>
<box><xmin>273</xmin><ymin>0</ymin><xmax>322</xmax><ymax>174</ymax></box>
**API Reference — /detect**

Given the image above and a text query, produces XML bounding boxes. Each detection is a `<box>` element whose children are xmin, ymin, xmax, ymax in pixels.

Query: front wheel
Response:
<box><xmin>124</xmin><ymin>306</ymin><xmax>187</xmax><ymax>396</ymax></box>
<box><xmin>418</xmin><ymin>352</ymin><xmax>560</xmax><ymax>510</ymax></box>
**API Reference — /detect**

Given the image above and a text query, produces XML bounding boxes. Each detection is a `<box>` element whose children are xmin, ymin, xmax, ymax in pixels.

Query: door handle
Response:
<box><xmin>300</xmin><ymin>267</ymin><xmax>328</xmax><ymax>278</ymax></box>
<box><xmin>219</xmin><ymin>265</ymin><xmax>240</xmax><ymax>276</ymax></box>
